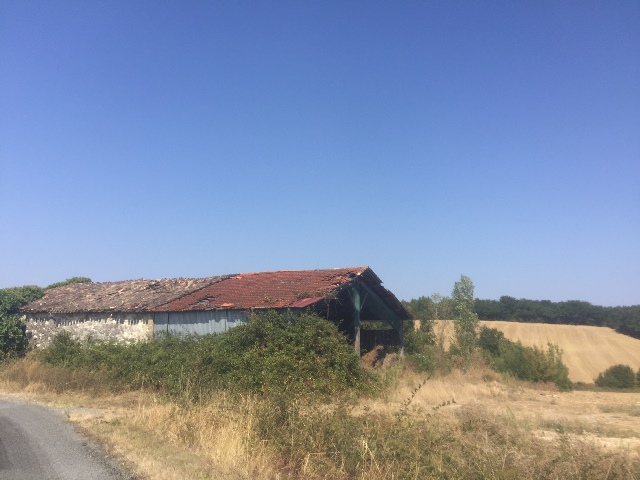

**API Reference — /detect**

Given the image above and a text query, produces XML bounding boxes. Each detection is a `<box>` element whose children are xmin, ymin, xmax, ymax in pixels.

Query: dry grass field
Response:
<box><xmin>434</xmin><ymin>320</ymin><xmax>640</xmax><ymax>383</ymax></box>
<box><xmin>2</xmin><ymin>361</ymin><xmax>639</xmax><ymax>479</ymax></box>
<box><xmin>2</xmin><ymin>323</ymin><xmax>640</xmax><ymax>478</ymax></box>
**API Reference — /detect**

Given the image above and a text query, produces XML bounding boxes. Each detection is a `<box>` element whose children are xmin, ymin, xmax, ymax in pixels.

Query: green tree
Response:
<box><xmin>0</xmin><ymin>279</ymin><xmax>89</xmax><ymax>361</ymax></box>
<box><xmin>402</xmin><ymin>296</ymin><xmax>433</xmax><ymax>320</ymax></box>
<box><xmin>0</xmin><ymin>315</ymin><xmax>29</xmax><ymax>360</ymax></box>
<box><xmin>0</xmin><ymin>285</ymin><xmax>45</xmax><ymax>360</ymax></box>
<box><xmin>0</xmin><ymin>286</ymin><xmax>45</xmax><ymax>314</ymax></box>
<box><xmin>595</xmin><ymin>364</ymin><xmax>637</xmax><ymax>389</ymax></box>
<box><xmin>452</xmin><ymin>275</ymin><xmax>479</xmax><ymax>357</ymax></box>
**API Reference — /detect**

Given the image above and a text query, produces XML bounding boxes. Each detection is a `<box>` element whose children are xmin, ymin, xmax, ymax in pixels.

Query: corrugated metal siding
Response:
<box><xmin>153</xmin><ymin>310</ymin><xmax>247</xmax><ymax>336</ymax></box>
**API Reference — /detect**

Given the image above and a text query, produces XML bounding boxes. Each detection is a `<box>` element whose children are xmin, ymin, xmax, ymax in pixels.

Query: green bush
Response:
<box><xmin>595</xmin><ymin>364</ymin><xmax>637</xmax><ymax>389</ymax></box>
<box><xmin>38</xmin><ymin>310</ymin><xmax>369</xmax><ymax>399</ymax></box>
<box><xmin>0</xmin><ymin>280</ymin><xmax>95</xmax><ymax>361</ymax></box>
<box><xmin>0</xmin><ymin>285</ymin><xmax>46</xmax><ymax>360</ymax></box>
<box><xmin>0</xmin><ymin>315</ymin><xmax>29</xmax><ymax>360</ymax></box>
<box><xmin>404</xmin><ymin>320</ymin><xmax>441</xmax><ymax>373</ymax></box>
<box><xmin>202</xmin><ymin>310</ymin><xmax>369</xmax><ymax>396</ymax></box>
<box><xmin>479</xmin><ymin>327</ymin><xmax>572</xmax><ymax>390</ymax></box>
<box><xmin>478</xmin><ymin>326</ymin><xmax>505</xmax><ymax>356</ymax></box>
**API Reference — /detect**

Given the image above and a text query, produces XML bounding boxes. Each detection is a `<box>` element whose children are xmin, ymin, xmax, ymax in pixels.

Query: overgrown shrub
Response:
<box><xmin>37</xmin><ymin>310</ymin><xmax>370</xmax><ymax>399</ymax></box>
<box><xmin>201</xmin><ymin>310</ymin><xmax>369</xmax><ymax>397</ymax></box>
<box><xmin>595</xmin><ymin>364</ymin><xmax>637</xmax><ymax>389</ymax></box>
<box><xmin>478</xmin><ymin>325</ymin><xmax>505</xmax><ymax>356</ymax></box>
<box><xmin>0</xmin><ymin>315</ymin><xmax>29</xmax><ymax>360</ymax></box>
<box><xmin>0</xmin><ymin>280</ymin><xmax>96</xmax><ymax>361</ymax></box>
<box><xmin>404</xmin><ymin>319</ymin><xmax>440</xmax><ymax>373</ymax></box>
<box><xmin>0</xmin><ymin>285</ymin><xmax>44</xmax><ymax>360</ymax></box>
<box><xmin>479</xmin><ymin>327</ymin><xmax>572</xmax><ymax>390</ymax></box>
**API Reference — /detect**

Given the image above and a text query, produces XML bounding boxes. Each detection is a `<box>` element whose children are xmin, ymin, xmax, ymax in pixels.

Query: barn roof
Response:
<box><xmin>154</xmin><ymin>267</ymin><xmax>367</xmax><ymax>311</ymax></box>
<box><xmin>22</xmin><ymin>267</ymin><xmax>410</xmax><ymax>320</ymax></box>
<box><xmin>21</xmin><ymin>276</ymin><xmax>228</xmax><ymax>314</ymax></box>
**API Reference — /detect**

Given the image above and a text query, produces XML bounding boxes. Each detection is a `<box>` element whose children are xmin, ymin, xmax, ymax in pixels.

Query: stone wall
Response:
<box><xmin>22</xmin><ymin>312</ymin><xmax>154</xmax><ymax>348</ymax></box>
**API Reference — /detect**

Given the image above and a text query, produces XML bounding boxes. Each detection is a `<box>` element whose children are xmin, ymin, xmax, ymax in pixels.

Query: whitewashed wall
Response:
<box><xmin>22</xmin><ymin>312</ymin><xmax>154</xmax><ymax>348</ymax></box>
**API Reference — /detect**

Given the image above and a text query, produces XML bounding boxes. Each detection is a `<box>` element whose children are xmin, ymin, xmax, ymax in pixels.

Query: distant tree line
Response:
<box><xmin>403</xmin><ymin>295</ymin><xmax>640</xmax><ymax>340</ymax></box>
<box><xmin>475</xmin><ymin>297</ymin><xmax>640</xmax><ymax>339</ymax></box>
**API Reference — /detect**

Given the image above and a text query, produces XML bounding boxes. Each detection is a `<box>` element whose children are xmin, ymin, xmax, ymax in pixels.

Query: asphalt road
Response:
<box><xmin>0</xmin><ymin>396</ymin><xmax>132</xmax><ymax>480</ymax></box>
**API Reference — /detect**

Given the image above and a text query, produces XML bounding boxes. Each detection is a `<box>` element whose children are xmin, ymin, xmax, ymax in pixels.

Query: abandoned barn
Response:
<box><xmin>20</xmin><ymin>267</ymin><xmax>411</xmax><ymax>353</ymax></box>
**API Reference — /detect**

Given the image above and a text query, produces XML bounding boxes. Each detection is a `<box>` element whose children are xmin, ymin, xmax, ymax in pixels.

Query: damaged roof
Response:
<box><xmin>21</xmin><ymin>276</ymin><xmax>229</xmax><ymax>314</ymax></box>
<box><xmin>154</xmin><ymin>267</ymin><xmax>366</xmax><ymax>311</ymax></box>
<box><xmin>22</xmin><ymin>267</ymin><xmax>410</xmax><ymax>319</ymax></box>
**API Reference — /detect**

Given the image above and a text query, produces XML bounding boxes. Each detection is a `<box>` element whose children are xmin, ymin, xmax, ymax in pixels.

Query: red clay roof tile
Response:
<box><xmin>154</xmin><ymin>267</ymin><xmax>367</xmax><ymax>311</ymax></box>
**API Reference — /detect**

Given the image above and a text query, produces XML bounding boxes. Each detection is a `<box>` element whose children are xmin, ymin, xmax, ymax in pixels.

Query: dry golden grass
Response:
<box><xmin>2</xmin><ymin>357</ymin><xmax>640</xmax><ymax>479</ymax></box>
<box><xmin>73</xmin><ymin>393</ymin><xmax>280</xmax><ymax>480</ymax></box>
<box><xmin>435</xmin><ymin>320</ymin><xmax>640</xmax><ymax>383</ymax></box>
<box><xmin>0</xmin><ymin>361</ymin><xmax>276</xmax><ymax>479</ymax></box>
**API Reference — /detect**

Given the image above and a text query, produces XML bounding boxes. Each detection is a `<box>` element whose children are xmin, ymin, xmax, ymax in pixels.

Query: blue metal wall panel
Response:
<box><xmin>154</xmin><ymin>312</ymin><xmax>168</xmax><ymax>334</ymax></box>
<box><xmin>154</xmin><ymin>310</ymin><xmax>247</xmax><ymax>336</ymax></box>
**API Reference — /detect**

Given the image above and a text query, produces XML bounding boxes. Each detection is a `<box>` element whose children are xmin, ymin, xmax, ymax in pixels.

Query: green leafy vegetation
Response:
<box><xmin>451</xmin><ymin>275</ymin><xmax>479</xmax><ymax>358</ymax></box>
<box><xmin>0</xmin><ymin>285</ymin><xmax>45</xmax><ymax>360</ymax></box>
<box><xmin>38</xmin><ymin>310</ymin><xmax>370</xmax><ymax>400</ymax></box>
<box><xmin>404</xmin><ymin>277</ymin><xmax>573</xmax><ymax>390</ymax></box>
<box><xmin>0</xmin><ymin>278</ymin><xmax>91</xmax><ymax>361</ymax></box>
<box><xmin>46</xmin><ymin>277</ymin><xmax>92</xmax><ymax>289</ymax></box>
<box><xmin>478</xmin><ymin>326</ymin><xmax>573</xmax><ymax>390</ymax></box>
<box><xmin>0</xmin><ymin>285</ymin><xmax>45</xmax><ymax>314</ymax></box>
<box><xmin>0</xmin><ymin>316</ymin><xmax>29</xmax><ymax>360</ymax></box>
<box><xmin>402</xmin><ymin>293</ymin><xmax>453</xmax><ymax>320</ymax></box>
<box><xmin>595</xmin><ymin>364</ymin><xmax>638</xmax><ymax>389</ymax></box>
<box><xmin>403</xmin><ymin>319</ymin><xmax>441</xmax><ymax>373</ymax></box>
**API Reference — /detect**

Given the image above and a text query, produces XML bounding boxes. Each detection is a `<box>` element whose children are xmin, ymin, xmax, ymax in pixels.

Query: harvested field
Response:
<box><xmin>434</xmin><ymin>320</ymin><xmax>640</xmax><ymax>383</ymax></box>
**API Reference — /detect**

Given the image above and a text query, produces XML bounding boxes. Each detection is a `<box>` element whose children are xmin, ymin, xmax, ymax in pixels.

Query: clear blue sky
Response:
<box><xmin>1</xmin><ymin>1</ymin><xmax>638</xmax><ymax>306</ymax></box>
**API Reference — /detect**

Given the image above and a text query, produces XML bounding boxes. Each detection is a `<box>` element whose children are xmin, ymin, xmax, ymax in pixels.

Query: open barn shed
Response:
<box><xmin>21</xmin><ymin>267</ymin><xmax>411</xmax><ymax>354</ymax></box>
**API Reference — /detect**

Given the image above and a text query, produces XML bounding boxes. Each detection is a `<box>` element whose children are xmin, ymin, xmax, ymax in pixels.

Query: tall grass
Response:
<box><xmin>2</xmin><ymin>357</ymin><xmax>639</xmax><ymax>479</ymax></box>
<box><xmin>2</xmin><ymin>311</ymin><xmax>639</xmax><ymax>479</ymax></box>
